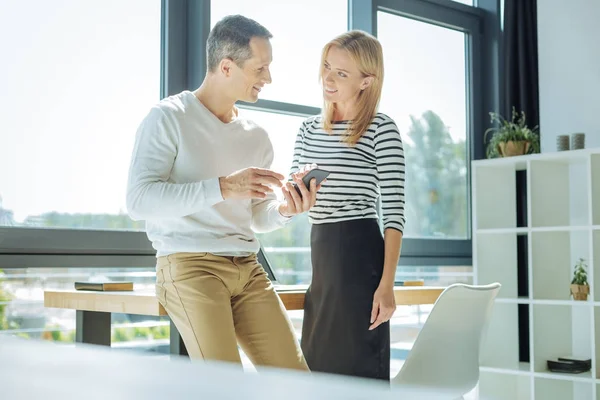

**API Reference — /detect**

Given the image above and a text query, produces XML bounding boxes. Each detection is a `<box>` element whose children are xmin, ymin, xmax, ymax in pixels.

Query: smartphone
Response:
<box><xmin>293</xmin><ymin>168</ymin><xmax>330</xmax><ymax>196</ymax></box>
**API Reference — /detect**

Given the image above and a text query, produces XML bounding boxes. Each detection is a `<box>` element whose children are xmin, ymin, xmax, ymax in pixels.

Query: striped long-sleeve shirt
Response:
<box><xmin>291</xmin><ymin>113</ymin><xmax>406</xmax><ymax>233</ymax></box>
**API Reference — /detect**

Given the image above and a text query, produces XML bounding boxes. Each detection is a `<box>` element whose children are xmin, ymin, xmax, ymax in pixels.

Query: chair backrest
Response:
<box><xmin>391</xmin><ymin>283</ymin><xmax>501</xmax><ymax>396</ymax></box>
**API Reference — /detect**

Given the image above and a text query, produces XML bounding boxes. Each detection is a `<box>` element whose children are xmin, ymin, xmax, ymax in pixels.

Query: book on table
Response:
<box><xmin>74</xmin><ymin>281</ymin><xmax>134</xmax><ymax>291</ymax></box>
<box><xmin>397</xmin><ymin>280</ymin><xmax>425</xmax><ymax>286</ymax></box>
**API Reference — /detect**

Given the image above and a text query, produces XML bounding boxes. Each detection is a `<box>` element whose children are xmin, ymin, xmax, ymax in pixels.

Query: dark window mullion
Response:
<box><xmin>0</xmin><ymin>254</ymin><xmax>156</xmax><ymax>269</ymax></box>
<box><xmin>0</xmin><ymin>228</ymin><xmax>154</xmax><ymax>255</ymax></box>
<box><xmin>377</xmin><ymin>0</ymin><xmax>482</xmax><ymax>31</ymax></box>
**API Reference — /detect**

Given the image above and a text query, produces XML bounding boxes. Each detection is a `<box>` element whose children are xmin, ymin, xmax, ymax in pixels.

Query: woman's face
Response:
<box><xmin>321</xmin><ymin>46</ymin><xmax>370</xmax><ymax>106</ymax></box>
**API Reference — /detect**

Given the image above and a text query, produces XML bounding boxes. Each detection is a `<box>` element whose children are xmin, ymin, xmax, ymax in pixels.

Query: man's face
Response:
<box><xmin>230</xmin><ymin>37</ymin><xmax>273</xmax><ymax>103</ymax></box>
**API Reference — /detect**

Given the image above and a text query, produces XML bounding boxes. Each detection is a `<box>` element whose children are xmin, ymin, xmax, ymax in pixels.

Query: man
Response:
<box><xmin>126</xmin><ymin>15</ymin><xmax>319</xmax><ymax>370</ymax></box>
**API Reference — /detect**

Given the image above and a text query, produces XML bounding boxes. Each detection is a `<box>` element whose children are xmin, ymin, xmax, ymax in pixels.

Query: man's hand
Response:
<box><xmin>219</xmin><ymin>167</ymin><xmax>284</xmax><ymax>200</ymax></box>
<box><xmin>278</xmin><ymin>166</ymin><xmax>324</xmax><ymax>217</ymax></box>
<box><xmin>369</xmin><ymin>283</ymin><xmax>396</xmax><ymax>331</ymax></box>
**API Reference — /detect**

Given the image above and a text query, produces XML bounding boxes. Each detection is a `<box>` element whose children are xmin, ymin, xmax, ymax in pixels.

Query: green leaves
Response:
<box><xmin>571</xmin><ymin>258</ymin><xmax>588</xmax><ymax>286</ymax></box>
<box><xmin>484</xmin><ymin>107</ymin><xmax>541</xmax><ymax>158</ymax></box>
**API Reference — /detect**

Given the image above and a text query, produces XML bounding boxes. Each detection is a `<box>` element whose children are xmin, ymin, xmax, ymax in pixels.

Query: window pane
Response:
<box><xmin>0</xmin><ymin>266</ymin><xmax>170</xmax><ymax>354</ymax></box>
<box><xmin>395</xmin><ymin>265</ymin><xmax>473</xmax><ymax>286</ymax></box>
<box><xmin>451</xmin><ymin>0</ymin><xmax>474</xmax><ymax>5</ymax></box>
<box><xmin>0</xmin><ymin>1</ymin><xmax>161</xmax><ymax>230</ymax></box>
<box><xmin>236</xmin><ymin>108</ymin><xmax>313</xmax><ymax>285</ymax></box>
<box><xmin>378</xmin><ymin>12</ymin><xmax>469</xmax><ymax>239</ymax></box>
<box><xmin>211</xmin><ymin>1</ymin><xmax>347</xmax><ymax>107</ymax></box>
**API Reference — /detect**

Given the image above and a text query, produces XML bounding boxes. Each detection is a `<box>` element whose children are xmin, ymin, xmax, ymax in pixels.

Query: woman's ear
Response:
<box><xmin>360</xmin><ymin>76</ymin><xmax>375</xmax><ymax>91</ymax></box>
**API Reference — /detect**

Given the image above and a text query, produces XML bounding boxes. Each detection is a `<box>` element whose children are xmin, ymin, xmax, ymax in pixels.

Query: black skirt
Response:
<box><xmin>301</xmin><ymin>218</ymin><xmax>390</xmax><ymax>381</ymax></box>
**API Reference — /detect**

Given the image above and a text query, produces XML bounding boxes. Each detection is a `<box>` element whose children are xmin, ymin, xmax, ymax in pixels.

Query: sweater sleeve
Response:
<box><xmin>250</xmin><ymin>137</ymin><xmax>290</xmax><ymax>233</ymax></box>
<box><xmin>374</xmin><ymin>116</ymin><xmax>406</xmax><ymax>233</ymax></box>
<box><xmin>126</xmin><ymin>107</ymin><xmax>223</xmax><ymax>221</ymax></box>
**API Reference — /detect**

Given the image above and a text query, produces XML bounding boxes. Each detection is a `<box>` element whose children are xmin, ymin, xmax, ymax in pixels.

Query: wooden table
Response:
<box><xmin>44</xmin><ymin>286</ymin><xmax>444</xmax><ymax>356</ymax></box>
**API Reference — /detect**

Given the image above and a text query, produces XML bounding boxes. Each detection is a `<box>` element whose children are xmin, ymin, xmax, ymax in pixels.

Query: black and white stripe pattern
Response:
<box><xmin>291</xmin><ymin>113</ymin><xmax>406</xmax><ymax>233</ymax></box>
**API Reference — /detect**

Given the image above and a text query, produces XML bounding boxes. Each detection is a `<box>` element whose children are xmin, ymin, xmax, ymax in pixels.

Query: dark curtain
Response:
<box><xmin>503</xmin><ymin>0</ymin><xmax>540</xmax><ymax>128</ymax></box>
<box><xmin>503</xmin><ymin>0</ymin><xmax>540</xmax><ymax>364</ymax></box>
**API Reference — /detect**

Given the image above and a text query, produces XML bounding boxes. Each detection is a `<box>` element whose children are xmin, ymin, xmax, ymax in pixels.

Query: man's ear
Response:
<box><xmin>360</xmin><ymin>76</ymin><xmax>375</xmax><ymax>91</ymax></box>
<box><xmin>219</xmin><ymin>58</ymin><xmax>234</xmax><ymax>77</ymax></box>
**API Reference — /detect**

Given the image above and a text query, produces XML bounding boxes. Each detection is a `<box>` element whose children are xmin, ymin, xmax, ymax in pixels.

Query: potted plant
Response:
<box><xmin>570</xmin><ymin>258</ymin><xmax>589</xmax><ymax>301</ymax></box>
<box><xmin>484</xmin><ymin>107</ymin><xmax>541</xmax><ymax>158</ymax></box>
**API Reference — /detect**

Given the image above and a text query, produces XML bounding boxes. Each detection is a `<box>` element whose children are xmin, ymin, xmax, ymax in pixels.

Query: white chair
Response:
<box><xmin>391</xmin><ymin>283</ymin><xmax>501</xmax><ymax>400</ymax></box>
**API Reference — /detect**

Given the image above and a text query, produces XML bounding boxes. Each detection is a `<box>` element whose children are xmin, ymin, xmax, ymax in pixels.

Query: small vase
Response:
<box><xmin>556</xmin><ymin>135</ymin><xmax>570</xmax><ymax>151</ymax></box>
<box><xmin>570</xmin><ymin>284</ymin><xmax>589</xmax><ymax>301</ymax></box>
<box><xmin>571</xmin><ymin>133</ymin><xmax>585</xmax><ymax>150</ymax></box>
<box><xmin>498</xmin><ymin>140</ymin><xmax>531</xmax><ymax>157</ymax></box>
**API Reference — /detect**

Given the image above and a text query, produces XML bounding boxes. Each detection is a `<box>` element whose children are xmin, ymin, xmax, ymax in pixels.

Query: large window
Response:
<box><xmin>0</xmin><ymin>266</ymin><xmax>169</xmax><ymax>352</ymax></box>
<box><xmin>0</xmin><ymin>0</ymin><xmax>481</xmax><ymax>268</ymax></box>
<box><xmin>0</xmin><ymin>0</ymin><xmax>161</xmax><ymax>231</ymax></box>
<box><xmin>378</xmin><ymin>12</ymin><xmax>469</xmax><ymax>239</ymax></box>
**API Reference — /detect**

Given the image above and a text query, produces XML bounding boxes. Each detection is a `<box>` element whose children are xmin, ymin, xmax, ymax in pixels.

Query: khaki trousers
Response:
<box><xmin>156</xmin><ymin>252</ymin><xmax>308</xmax><ymax>371</ymax></box>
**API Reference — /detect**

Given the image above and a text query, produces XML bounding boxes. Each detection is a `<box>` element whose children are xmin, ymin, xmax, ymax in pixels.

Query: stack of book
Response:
<box><xmin>397</xmin><ymin>280</ymin><xmax>425</xmax><ymax>286</ymax></box>
<box><xmin>547</xmin><ymin>356</ymin><xmax>592</xmax><ymax>374</ymax></box>
<box><xmin>74</xmin><ymin>281</ymin><xmax>134</xmax><ymax>291</ymax></box>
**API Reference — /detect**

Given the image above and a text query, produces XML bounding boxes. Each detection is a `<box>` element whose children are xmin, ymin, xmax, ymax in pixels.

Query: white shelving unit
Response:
<box><xmin>473</xmin><ymin>149</ymin><xmax>600</xmax><ymax>400</ymax></box>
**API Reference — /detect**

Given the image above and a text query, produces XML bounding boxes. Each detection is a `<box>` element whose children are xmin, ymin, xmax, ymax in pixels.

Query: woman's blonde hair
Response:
<box><xmin>320</xmin><ymin>30</ymin><xmax>384</xmax><ymax>145</ymax></box>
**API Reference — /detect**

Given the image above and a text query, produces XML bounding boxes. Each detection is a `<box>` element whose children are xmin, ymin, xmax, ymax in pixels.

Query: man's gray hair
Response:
<box><xmin>207</xmin><ymin>15</ymin><xmax>272</xmax><ymax>72</ymax></box>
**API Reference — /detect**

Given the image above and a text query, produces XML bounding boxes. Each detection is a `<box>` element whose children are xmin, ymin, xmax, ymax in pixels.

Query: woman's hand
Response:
<box><xmin>369</xmin><ymin>283</ymin><xmax>396</xmax><ymax>330</ymax></box>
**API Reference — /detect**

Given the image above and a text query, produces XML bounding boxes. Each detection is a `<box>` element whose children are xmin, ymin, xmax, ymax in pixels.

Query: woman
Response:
<box><xmin>283</xmin><ymin>30</ymin><xmax>405</xmax><ymax>381</ymax></box>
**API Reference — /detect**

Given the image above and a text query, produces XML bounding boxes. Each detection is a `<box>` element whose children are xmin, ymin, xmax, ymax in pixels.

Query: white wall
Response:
<box><xmin>537</xmin><ymin>0</ymin><xmax>600</xmax><ymax>153</ymax></box>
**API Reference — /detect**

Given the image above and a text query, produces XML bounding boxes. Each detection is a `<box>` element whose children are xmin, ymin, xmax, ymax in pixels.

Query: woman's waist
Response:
<box><xmin>309</xmin><ymin>202</ymin><xmax>379</xmax><ymax>222</ymax></box>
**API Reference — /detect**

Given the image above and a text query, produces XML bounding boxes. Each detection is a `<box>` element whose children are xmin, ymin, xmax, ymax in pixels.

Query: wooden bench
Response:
<box><xmin>44</xmin><ymin>286</ymin><xmax>444</xmax><ymax>355</ymax></box>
